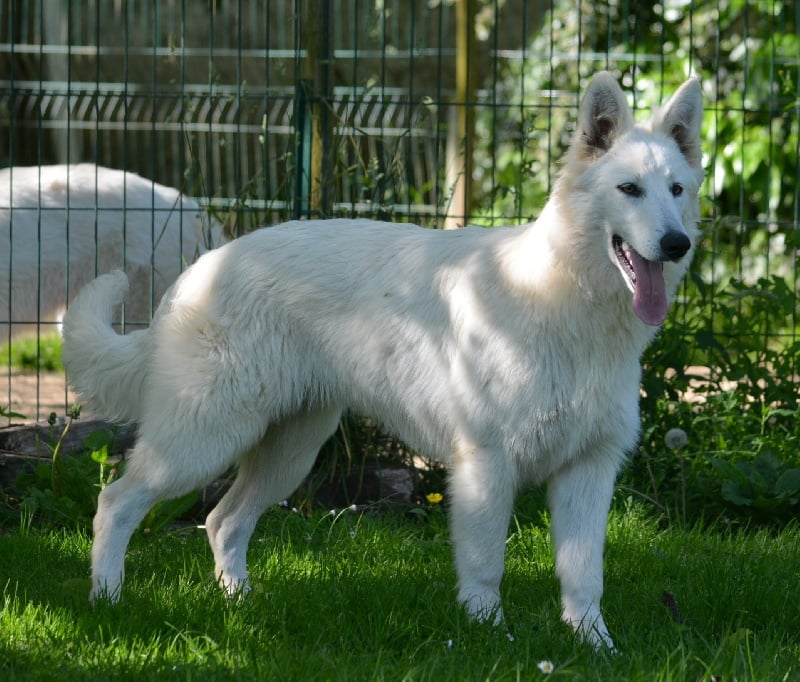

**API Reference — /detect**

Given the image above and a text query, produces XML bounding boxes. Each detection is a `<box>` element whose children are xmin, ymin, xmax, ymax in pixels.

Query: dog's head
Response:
<box><xmin>560</xmin><ymin>72</ymin><xmax>705</xmax><ymax>326</ymax></box>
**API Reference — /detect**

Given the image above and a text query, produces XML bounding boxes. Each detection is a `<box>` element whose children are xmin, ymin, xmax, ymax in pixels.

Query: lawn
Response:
<box><xmin>1</xmin><ymin>495</ymin><xmax>798</xmax><ymax>681</ymax></box>
<box><xmin>0</xmin><ymin>333</ymin><xmax>64</xmax><ymax>373</ymax></box>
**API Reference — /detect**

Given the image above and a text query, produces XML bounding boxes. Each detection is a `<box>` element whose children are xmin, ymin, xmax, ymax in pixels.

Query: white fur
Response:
<box><xmin>61</xmin><ymin>73</ymin><xmax>704</xmax><ymax>650</ymax></box>
<box><xmin>0</xmin><ymin>164</ymin><xmax>222</xmax><ymax>339</ymax></box>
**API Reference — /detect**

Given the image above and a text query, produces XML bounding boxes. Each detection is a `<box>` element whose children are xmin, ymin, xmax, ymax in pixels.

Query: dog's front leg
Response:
<box><xmin>547</xmin><ymin>454</ymin><xmax>617</xmax><ymax>650</ymax></box>
<box><xmin>448</xmin><ymin>446</ymin><xmax>515</xmax><ymax>625</ymax></box>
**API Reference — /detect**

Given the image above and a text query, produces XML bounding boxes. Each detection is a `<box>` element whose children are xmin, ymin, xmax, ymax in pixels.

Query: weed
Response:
<box><xmin>712</xmin><ymin>451</ymin><xmax>800</xmax><ymax>523</ymax></box>
<box><xmin>13</xmin><ymin>412</ymin><xmax>110</xmax><ymax>530</ymax></box>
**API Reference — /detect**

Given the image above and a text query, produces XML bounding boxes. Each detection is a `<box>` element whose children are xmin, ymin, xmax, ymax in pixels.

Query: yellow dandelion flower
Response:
<box><xmin>426</xmin><ymin>492</ymin><xmax>443</xmax><ymax>504</ymax></box>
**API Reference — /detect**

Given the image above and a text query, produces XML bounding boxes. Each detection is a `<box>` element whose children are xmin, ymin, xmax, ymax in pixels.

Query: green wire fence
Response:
<box><xmin>0</xmin><ymin>0</ymin><xmax>797</xmax><ymax>421</ymax></box>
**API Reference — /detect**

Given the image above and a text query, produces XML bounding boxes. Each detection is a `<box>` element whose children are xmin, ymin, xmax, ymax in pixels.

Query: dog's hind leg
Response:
<box><xmin>205</xmin><ymin>405</ymin><xmax>342</xmax><ymax>596</ymax></box>
<box><xmin>90</xmin><ymin>437</ymin><xmax>214</xmax><ymax>603</ymax></box>
<box><xmin>547</xmin><ymin>453</ymin><xmax>618</xmax><ymax>650</ymax></box>
<box><xmin>90</xmin><ymin>466</ymin><xmax>160</xmax><ymax>602</ymax></box>
<box><xmin>90</xmin><ymin>414</ymin><xmax>269</xmax><ymax>603</ymax></box>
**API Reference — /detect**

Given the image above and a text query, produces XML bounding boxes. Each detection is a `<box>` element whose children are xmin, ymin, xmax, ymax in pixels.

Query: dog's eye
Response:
<box><xmin>617</xmin><ymin>183</ymin><xmax>643</xmax><ymax>197</ymax></box>
<box><xmin>670</xmin><ymin>183</ymin><xmax>683</xmax><ymax>197</ymax></box>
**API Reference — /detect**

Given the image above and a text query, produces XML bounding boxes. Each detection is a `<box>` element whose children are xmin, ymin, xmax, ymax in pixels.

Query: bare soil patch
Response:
<box><xmin>1</xmin><ymin>367</ymin><xmax>78</xmax><ymax>424</ymax></box>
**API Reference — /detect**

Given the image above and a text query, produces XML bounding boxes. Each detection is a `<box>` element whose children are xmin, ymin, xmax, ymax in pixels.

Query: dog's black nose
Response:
<box><xmin>660</xmin><ymin>231</ymin><xmax>691</xmax><ymax>261</ymax></box>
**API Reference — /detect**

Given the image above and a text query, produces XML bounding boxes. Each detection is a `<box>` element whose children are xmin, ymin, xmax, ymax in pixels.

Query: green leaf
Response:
<box><xmin>712</xmin><ymin>458</ymin><xmax>751</xmax><ymax>487</ymax></box>
<box><xmin>83</xmin><ymin>428</ymin><xmax>114</xmax><ymax>451</ymax></box>
<box><xmin>766</xmin><ymin>408</ymin><xmax>797</xmax><ymax>420</ymax></box>
<box><xmin>721</xmin><ymin>480</ymin><xmax>752</xmax><ymax>507</ymax></box>
<box><xmin>775</xmin><ymin>469</ymin><xmax>800</xmax><ymax>496</ymax></box>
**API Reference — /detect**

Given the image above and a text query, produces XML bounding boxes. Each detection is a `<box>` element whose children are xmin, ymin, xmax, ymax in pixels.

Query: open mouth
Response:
<box><xmin>612</xmin><ymin>235</ymin><xmax>637</xmax><ymax>289</ymax></box>
<box><xmin>611</xmin><ymin>235</ymin><xmax>667</xmax><ymax>327</ymax></box>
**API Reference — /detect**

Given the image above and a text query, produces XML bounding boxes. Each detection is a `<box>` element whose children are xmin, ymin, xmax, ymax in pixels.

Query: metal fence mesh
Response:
<box><xmin>1</xmin><ymin>0</ymin><xmax>798</xmax><ymax>422</ymax></box>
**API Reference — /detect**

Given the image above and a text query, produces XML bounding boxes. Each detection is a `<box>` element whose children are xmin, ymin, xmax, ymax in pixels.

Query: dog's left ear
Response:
<box><xmin>575</xmin><ymin>72</ymin><xmax>635</xmax><ymax>160</ymax></box>
<box><xmin>653</xmin><ymin>78</ymin><xmax>704</xmax><ymax>168</ymax></box>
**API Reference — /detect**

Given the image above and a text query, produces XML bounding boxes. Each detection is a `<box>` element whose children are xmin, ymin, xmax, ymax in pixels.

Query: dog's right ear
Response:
<box><xmin>652</xmin><ymin>77</ymin><xmax>704</xmax><ymax>169</ymax></box>
<box><xmin>574</xmin><ymin>72</ymin><xmax>634</xmax><ymax>160</ymax></box>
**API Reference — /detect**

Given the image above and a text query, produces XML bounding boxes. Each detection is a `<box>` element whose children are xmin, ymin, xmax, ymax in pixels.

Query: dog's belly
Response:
<box><xmin>332</xmin><ymin>342</ymin><xmax>640</xmax><ymax>485</ymax></box>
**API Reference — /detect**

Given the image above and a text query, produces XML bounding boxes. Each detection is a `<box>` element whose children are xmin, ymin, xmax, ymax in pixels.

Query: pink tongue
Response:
<box><xmin>628</xmin><ymin>249</ymin><xmax>667</xmax><ymax>326</ymax></box>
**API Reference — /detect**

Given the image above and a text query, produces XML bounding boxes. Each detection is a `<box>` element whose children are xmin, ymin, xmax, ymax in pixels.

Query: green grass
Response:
<box><xmin>1</xmin><ymin>497</ymin><xmax>798</xmax><ymax>681</ymax></box>
<box><xmin>0</xmin><ymin>333</ymin><xmax>64</xmax><ymax>372</ymax></box>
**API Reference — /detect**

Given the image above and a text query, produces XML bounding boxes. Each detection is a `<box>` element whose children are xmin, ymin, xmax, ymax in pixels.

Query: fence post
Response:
<box><xmin>294</xmin><ymin>0</ymin><xmax>333</xmax><ymax>219</ymax></box>
<box><xmin>445</xmin><ymin>0</ymin><xmax>477</xmax><ymax>229</ymax></box>
<box><xmin>294</xmin><ymin>79</ymin><xmax>311</xmax><ymax>218</ymax></box>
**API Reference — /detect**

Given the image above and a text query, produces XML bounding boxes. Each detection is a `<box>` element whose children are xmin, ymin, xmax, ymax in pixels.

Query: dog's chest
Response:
<box><xmin>455</xmin><ymin>325</ymin><xmax>642</xmax><ymax>475</ymax></box>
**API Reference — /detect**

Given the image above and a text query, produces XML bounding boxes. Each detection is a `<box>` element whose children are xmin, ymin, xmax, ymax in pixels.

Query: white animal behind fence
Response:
<box><xmin>0</xmin><ymin>163</ymin><xmax>223</xmax><ymax>340</ymax></box>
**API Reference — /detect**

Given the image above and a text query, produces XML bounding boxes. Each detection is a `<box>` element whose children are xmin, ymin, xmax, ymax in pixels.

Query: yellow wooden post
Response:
<box><xmin>446</xmin><ymin>0</ymin><xmax>477</xmax><ymax>229</ymax></box>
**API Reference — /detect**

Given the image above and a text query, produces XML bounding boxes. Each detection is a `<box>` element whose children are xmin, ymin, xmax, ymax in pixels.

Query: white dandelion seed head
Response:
<box><xmin>665</xmin><ymin>427</ymin><xmax>688</xmax><ymax>450</ymax></box>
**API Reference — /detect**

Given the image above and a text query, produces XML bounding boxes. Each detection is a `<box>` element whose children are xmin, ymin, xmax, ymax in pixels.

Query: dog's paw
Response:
<box><xmin>567</xmin><ymin>612</ymin><xmax>615</xmax><ymax>651</ymax></box>
<box><xmin>581</xmin><ymin>624</ymin><xmax>616</xmax><ymax>652</ymax></box>
<box><xmin>213</xmin><ymin>572</ymin><xmax>252</xmax><ymax>600</ymax></box>
<box><xmin>89</xmin><ymin>579</ymin><xmax>122</xmax><ymax>604</ymax></box>
<box><xmin>459</xmin><ymin>591</ymin><xmax>505</xmax><ymax>627</ymax></box>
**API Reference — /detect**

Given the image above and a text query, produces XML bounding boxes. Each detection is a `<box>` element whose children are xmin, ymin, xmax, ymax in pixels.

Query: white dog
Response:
<box><xmin>62</xmin><ymin>73</ymin><xmax>704</xmax><ymax>649</ymax></box>
<box><xmin>1</xmin><ymin>163</ymin><xmax>221</xmax><ymax>339</ymax></box>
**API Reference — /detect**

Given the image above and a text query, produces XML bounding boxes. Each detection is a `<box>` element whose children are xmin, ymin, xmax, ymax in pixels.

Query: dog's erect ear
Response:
<box><xmin>652</xmin><ymin>78</ymin><xmax>704</xmax><ymax>168</ymax></box>
<box><xmin>575</xmin><ymin>72</ymin><xmax>634</xmax><ymax>159</ymax></box>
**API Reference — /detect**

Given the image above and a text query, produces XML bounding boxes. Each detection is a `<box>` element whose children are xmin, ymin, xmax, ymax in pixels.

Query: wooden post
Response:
<box><xmin>296</xmin><ymin>0</ymin><xmax>333</xmax><ymax>218</ymax></box>
<box><xmin>445</xmin><ymin>0</ymin><xmax>477</xmax><ymax>229</ymax></box>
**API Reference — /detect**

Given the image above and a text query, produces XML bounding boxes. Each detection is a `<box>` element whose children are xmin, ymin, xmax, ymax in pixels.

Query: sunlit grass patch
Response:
<box><xmin>1</xmin><ymin>332</ymin><xmax>64</xmax><ymax>372</ymax></box>
<box><xmin>1</xmin><ymin>501</ymin><xmax>799</xmax><ymax>680</ymax></box>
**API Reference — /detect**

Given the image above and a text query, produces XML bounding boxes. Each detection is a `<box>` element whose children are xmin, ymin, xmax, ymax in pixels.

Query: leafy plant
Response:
<box><xmin>12</xmin><ymin>412</ymin><xmax>120</xmax><ymax>530</ymax></box>
<box><xmin>139</xmin><ymin>492</ymin><xmax>201</xmax><ymax>535</ymax></box>
<box><xmin>17</xmin><ymin>451</ymin><xmax>101</xmax><ymax>530</ymax></box>
<box><xmin>712</xmin><ymin>451</ymin><xmax>800</xmax><ymax>522</ymax></box>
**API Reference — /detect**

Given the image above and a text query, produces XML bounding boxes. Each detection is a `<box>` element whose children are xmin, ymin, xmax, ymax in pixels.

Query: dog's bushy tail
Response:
<box><xmin>61</xmin><ymin>270</ymin><xmax>150</xmax><ymax>423</ymax></box>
